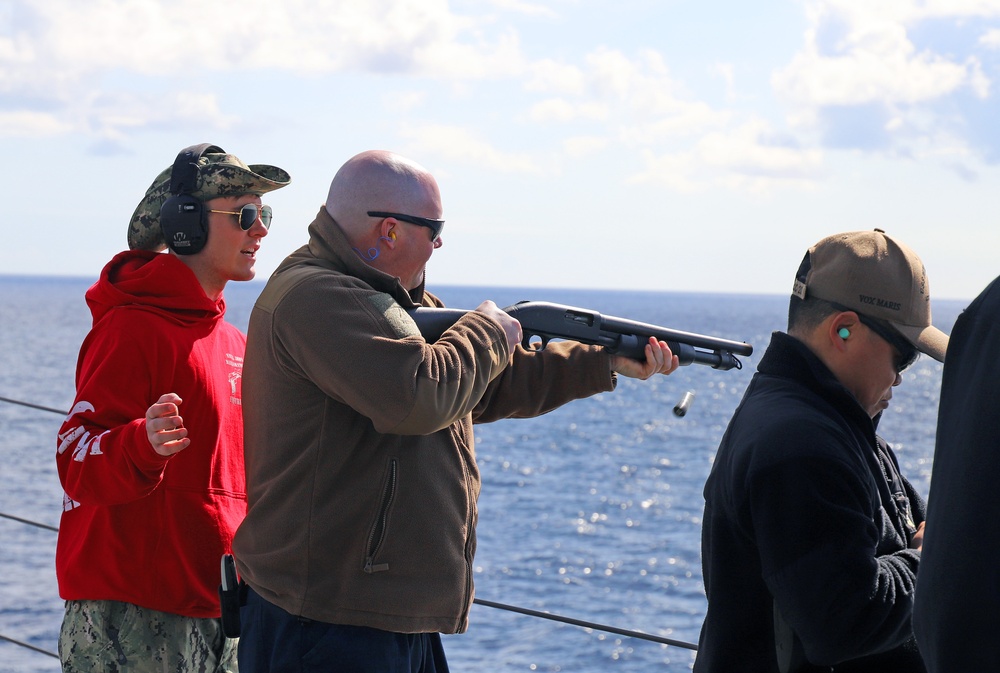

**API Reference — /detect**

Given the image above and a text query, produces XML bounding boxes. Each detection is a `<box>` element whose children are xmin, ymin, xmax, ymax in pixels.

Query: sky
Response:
<box><xmin>2</xmin><ymin>0</ymin><xmax>999</xmax><ymax>302</ymax></box>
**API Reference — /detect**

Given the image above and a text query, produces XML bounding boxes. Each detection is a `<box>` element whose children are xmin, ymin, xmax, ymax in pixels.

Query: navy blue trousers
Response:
<box><xmin>238</xmin><ymin>587</ymin><xmax>451</xmax><ymax>673</ymax></box>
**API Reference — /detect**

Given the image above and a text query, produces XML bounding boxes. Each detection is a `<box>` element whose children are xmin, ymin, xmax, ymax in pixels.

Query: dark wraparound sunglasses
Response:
<box><xmin>831</xmin><ymin>302</ymin><xmax>917</xmax><ymax>373</ymax></box>
<box><xmin>855</xmin><ymin>312</ymin><xmax>919</xmax><ymax>374</ymax></box>
<box><xmin>367</xmin><ymin>211</ymin><xmax>445</xmax><ymax>241</ymax></box>
<box><xmin>209</xmin><ymin>204</ymin><xmax>273</xmax><ymax>230</ymax></box>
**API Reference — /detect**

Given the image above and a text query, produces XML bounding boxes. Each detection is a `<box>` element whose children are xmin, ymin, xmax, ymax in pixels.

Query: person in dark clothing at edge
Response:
<box><xmin>912</xmin><ymin>275</ymin><xmax>1000</xmax><ymax>671</ymax></box>
<box><xmin>695</xmin><ymin>229</ymin><xmax>949</xmax><ymax>673</ymax></box>
<box><xmin>231</xmin><ymin>150</ymin><xmax>682</xmax><ymax>673</ymax></box>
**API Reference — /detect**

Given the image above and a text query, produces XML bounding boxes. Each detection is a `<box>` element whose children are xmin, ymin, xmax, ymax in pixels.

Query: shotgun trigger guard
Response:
<box><xmin>522</xmin><ymin>332</ymin><xmax>550</xmax><ymax>351</ymax></box>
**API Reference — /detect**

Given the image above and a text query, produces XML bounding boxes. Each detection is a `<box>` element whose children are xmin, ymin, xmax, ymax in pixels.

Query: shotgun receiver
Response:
<box><xmin>408</xmin><ymin>300</ymin><xmax>753</xmax><ymax>371</ymax></box>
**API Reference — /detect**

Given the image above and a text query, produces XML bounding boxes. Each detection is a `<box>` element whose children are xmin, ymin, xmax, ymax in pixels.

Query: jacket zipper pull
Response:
<box><xmin>364</xmin><ymin>556</ymin><xmax>389</xmax><ymax>573</ymax></box>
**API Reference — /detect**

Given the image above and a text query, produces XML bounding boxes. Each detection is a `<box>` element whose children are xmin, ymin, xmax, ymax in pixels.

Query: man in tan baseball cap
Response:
<box><xmin>696</xmin><ymin>229</ymin><xmax>946</xmax><ymax>672</ymax></box>
<box><xmin>791</xmin><ymin>228</ymin><xmax>949</xmax><ymax>363</ymax></box>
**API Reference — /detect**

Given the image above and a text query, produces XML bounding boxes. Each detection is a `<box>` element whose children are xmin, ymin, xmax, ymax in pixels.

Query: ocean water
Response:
<box><xmin>0</xmin><ymin>275</ymin><xmax>966</xmax><ymax>672</ymax></box>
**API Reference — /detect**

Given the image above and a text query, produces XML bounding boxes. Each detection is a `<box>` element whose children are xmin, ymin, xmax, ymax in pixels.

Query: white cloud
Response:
<box><xmin>770</xmin><ymin>0</ymin><xmax>1000</xmax><ymax>164</ymax></box>
<box><xmin>981</xmin><ymin>28</ymin><xmax>1000</xmax><ymax>48</ymax></box>
<box><xmin>525</xmin><ymin>59</ymin><xmax>587</xmax><ymax>95</ymax></box>
<box><xmin>382</xmin><ymin>90</ymin><xmax>430</xmax><ymax>112</ymax></box>
<box><xmin>0</xmin><ymin>0</ymin><xmax>530</xmax><ymax>141</ymax></box>
<box><xmin>699</xmin><ymin>121</ymin><xmax>824</xmax><ymax>178</ymax></box>
<box><xmin>585</xmin><ymin>47</ymin><xmax>646</xmax><ymax>100</ymax></box>
<box><xmin>396</xmin><ymin>43</ymin><xmax>794</xmax><ymax>192</ymax></box>
<box><xmin>400</xmin><ymin>123</ymin><xmax>548</xmax><ymax>174</ymax></box>
<box><xmin>584</xmin><ymin>49</ymin><xmax>733</xmax><ymax>132</ymax></box>
<box><xmin>774</xmin><ymin>0</ymin><xmax>1000</xmax><ymax>108</ymax></box>
<box><xmin>529</xmin><ymin>98</ymin><xmax>578</xmax><ymax>122</ymax></box>
<box><xmin>1</xmin><ymin>0</ymin><xmax>522</xmax><ymax>80</ymax></box>
<box><xmin>968</xmin><ymin>57</ymin><xmax>991</xmax><ymax>98</ymax></box>
<box><xmin>0</xmin><ymin>110</ymin><xmax>73</xmax><ymax>136</ymax></box>
<box><xmin>528</xmin><ymin>98</ymin><xmax>608</xmax><ymax>123</ymax></box>
<box><xmin>818</xmin><ymin>0</ymin><xmax>1000</xmax><ymax>25</ymax></box>
<box><xmin>631</xmin><ymin>150</ymin><xmax>702</xmax><ymax>192</ymax></box>
<box><xmin>487</xmin><ymin>0</ymin><xmax>559</xmax><ymax>18</ymax></box>
<box><xmin>562</xmin><ymin>135</ymin><xmax>608</xmax><ymax>157</ymax></box>
<box><xmin>10</xmin><ymin>0</ymin><xmax>989</xmax><ymax>198</ymax></box>
<box><xmin>515</xmin><ymin>46</ymin><xmax>811</xmax><ymax>191</ymax></box>
<box><xmin>711</xmin><ymin>62</ymin><xmax>738</xmax><ymax>103</ymax></box>
<box><xmin>0</xmin><ymin>87</ymin><xmax>234</xmax><ymax>139</ymax></box>
<box><xmin>413</xmin><ymin>29</ymin><xmax>527</xmax><ymax>79</ymax></box>
<box><xmin>773</xmin><ymin>21</ymin><xmax>971</xmax><ymax>107</ymax></box>
<box><xmin>546</xmin><ymin>47</ymin><xmax>731</xmax><ymax>138</ymax></box>
<box><xmin>92</xmin><ymin>90</ymin><xmax>238</xmax><ymax>139</ymax></box>
<box><xmin>631</xmin><ymin>120</ymin><xmax>824</xmax><ymax>193</ymax></box>
<box><xmin>616</xmin><ymin>103</ymin><xmax>732</xmax><ymax>146</ymax></box>
<box><xmin>390</xmin><ymin>41</ymin><xmax>822</xmax><ymax>194</ymax></box>
<box><xmin>530</xmin><ymin>47</ymin><xmax>734</xmax><ymax>152</ymax></box>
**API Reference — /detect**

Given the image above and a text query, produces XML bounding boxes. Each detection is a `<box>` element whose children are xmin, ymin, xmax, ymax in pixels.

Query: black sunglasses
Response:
<box><xmin>209</xmin><ymin>204</ymin><xmax>273</xmax><ymax>231</ymax></box>
<box><xmin>855</xmin><ymin>313</ymin><xmax>919</xmax><ymax>374</ymax></box>
<box><xmin>367</xmin><ymin>211</ymin><xmax>445</xmax><ymax>241</ymax></box>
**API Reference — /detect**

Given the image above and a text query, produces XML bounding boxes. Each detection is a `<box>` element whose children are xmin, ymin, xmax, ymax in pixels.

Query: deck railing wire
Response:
<box><xmin>0</xmin><ymin>394</ymin><xmax>699</xmax><ymax>661</ymax></box>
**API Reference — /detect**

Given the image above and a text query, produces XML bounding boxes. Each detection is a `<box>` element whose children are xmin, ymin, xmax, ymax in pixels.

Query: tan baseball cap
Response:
<box><xmin>792</xmin><ymin>229</ymin><xmax>949</xmax><ymax>362</ymax></box>
<box><xmin>128</xmin><ymin>148</ymin><xmax>291</xmax><ymax>251</ymax></box>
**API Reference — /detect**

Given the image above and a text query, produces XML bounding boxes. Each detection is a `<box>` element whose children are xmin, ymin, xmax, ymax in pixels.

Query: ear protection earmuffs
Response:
<box><xmin>159</xmin><ymin>143</ymin><xmax>225</xmax><ymax>255</ymax></box>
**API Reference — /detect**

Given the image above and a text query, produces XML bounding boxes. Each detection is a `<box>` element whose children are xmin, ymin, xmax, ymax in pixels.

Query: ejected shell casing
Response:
<box><xmin>673</xmin><ymin>391</ymin><xmax>695</xmax><ymax>417</ymax></box>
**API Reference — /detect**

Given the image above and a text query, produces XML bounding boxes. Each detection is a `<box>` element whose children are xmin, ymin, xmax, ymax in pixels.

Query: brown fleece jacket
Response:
<box><xmin>233</xmin><ymin>207</ymin><xmax>616</xmax><ymax>634</ymax></box>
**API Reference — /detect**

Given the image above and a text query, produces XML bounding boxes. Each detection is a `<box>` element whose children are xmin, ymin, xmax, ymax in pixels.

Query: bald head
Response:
<box><xmin>325</xmin><ymin>150</ymin><xmax>442</xmax><ymax>240</ymax></box>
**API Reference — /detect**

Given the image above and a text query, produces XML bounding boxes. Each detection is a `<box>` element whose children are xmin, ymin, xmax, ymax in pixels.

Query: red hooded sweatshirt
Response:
<box><xmin>56</xmin><ymin>250</ymin><xmax>247</xmax><ymax>618</ymax></box>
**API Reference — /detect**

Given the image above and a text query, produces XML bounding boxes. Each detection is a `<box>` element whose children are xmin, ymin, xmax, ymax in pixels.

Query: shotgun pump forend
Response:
<box><xmin>408</xmin><ymin>300</ymin><xmax>753</xmax><ymax>371</ymax></box>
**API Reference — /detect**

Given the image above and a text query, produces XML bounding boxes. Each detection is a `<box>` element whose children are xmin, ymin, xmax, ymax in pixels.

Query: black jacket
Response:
<box><xmin>695</xmin><ymin>332</ymin><xmax>926</xmax><ymax>673</ymax></box>
<box><xmin>914</xmin><ymin>276</ymin><xmax>1000</xmax><ymax>671</ymax></box>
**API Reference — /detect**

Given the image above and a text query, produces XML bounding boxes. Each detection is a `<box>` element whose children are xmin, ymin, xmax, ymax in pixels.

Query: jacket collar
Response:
<box><xmin>276</xmin><ymin>206</ymin><xmax>426</xmax><ymax>308</ymax></box>
<box><xmin>758</xmin><ymin>331</ymin><xmax>878</xmax><ymax>432</ymax></box>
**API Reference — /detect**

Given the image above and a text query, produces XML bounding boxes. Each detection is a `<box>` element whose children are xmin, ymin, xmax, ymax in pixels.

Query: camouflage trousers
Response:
<box><xmin>59</xmin><ymin>599</ymin><xmax>238</xmax><ymax>673</ymax></box>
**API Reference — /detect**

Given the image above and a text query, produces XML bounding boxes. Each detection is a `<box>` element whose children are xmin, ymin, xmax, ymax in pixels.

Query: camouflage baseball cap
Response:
<box><xmin>128</xmin><ymin>148</ymin><xmax>291</xmax><ymax>251</ymax></box>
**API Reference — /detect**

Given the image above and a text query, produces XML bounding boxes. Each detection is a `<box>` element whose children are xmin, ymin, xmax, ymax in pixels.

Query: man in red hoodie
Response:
<box><xmin>55</xmin><ymin>143</ymin><xmax>289</xmax><ymax>672</ymax></box>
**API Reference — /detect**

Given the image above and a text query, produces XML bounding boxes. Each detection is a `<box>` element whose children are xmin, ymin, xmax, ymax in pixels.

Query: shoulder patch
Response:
<box><xmin>369</xmin><ymin>293</ymin><xmax>421</xmax><ymax>339</ymax></box>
